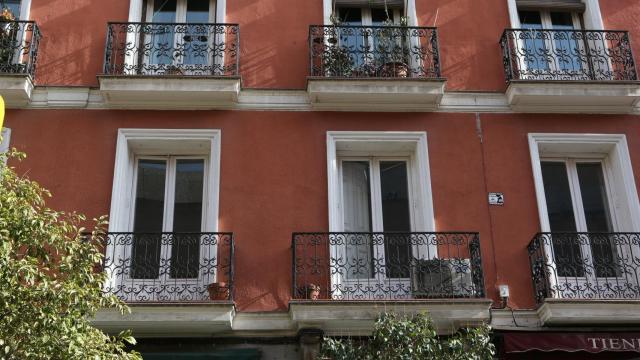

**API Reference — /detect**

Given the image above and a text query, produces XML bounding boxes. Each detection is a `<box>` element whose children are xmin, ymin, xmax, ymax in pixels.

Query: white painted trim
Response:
<box><xmin>507</xmin><ymin>0</ymin><xmax>604</xmax><ymax>30</ymax></box>
<box><xmin>326</xmin><ymin>131</ymin><xmax>434</xmax><ymax>232</ymax></box>
<box><xmin>582</xmin><ymin>0</ymin><xmax>604</xmax><ymax>30</ymax></box>
<box><xmin>0</xmin><ymin>128</ymin><xmax>11</xmax><ymax>163</ymax></box>
<box><xmin>128</xmin><ymin>0</ymin><xmax>225</xmax><ymax>22</ymax></box>
<box><xmin>323</xmin><ymin>0</ymin><xmax>417</xmax><ymax>25</ymax></box>
<box><xmin>109</xmin><ymin>128</ymin><xmax>221</xmax><ymax>233</ymax></box>
<box><xmin>528</xmin><ymin>133</ymin><xmax>640</xmax><ymax>232</ymax></box>
<box><xmin>17</xmin><ymin>86</ymin><xmax>640</xmax><ymax>114</ymax></box>
<box><xmin>506</xmin><ymin>0</ymin><xmax>520</xmax><ymax>28</ymax></box>
<box><xmin>19</xmin><ymin>0</ymin><xmax>31</xmax><ymax>21</ymax></box>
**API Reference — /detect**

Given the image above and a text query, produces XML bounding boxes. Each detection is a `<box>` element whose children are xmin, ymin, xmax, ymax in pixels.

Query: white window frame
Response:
<box><xmin>324</xmin><ymin>0</ymin><xmax>417</xmax><ymax>26</ymax></box>
<box><xmin>507</xmin><ymin>0</ymin><xmax>603</xmax><ymax>29</ymax></box>
<box><xmin>0</xmin><ymin>127</ymin><xmax>10</xmax><ymax>154</ymax></box>
<box><xmin>108</xmin><ymin>129</ymin><xmax>221</xmax><ymax>295</ymax></box>
<box><xmin>126</xmin><ymin>0</ymin><xmax>224</xmax><ymax>75</ymax></box>
<box><xmin>327</xmin><ymin>131</ymin><xmax>435</xmax><ymax>299</ymax></box>
<box><xmin>529</xmin><ymin>133</ymin><xmax>640</xmax><ymax>297</ymax></box>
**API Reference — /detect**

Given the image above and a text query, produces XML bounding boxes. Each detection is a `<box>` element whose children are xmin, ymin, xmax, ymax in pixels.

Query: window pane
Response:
<box><xmin>186</xmin><ymin>0</ymin><xmax>210</xmax><ymax>23</ymax></box>
<box><xmin>541</xmin><ymin>161</ymin><xmax>583</xmax><ymax>277</ymax></box>
<box><xmin>371</xmin><ymin>8</ymin><xmax>392</xmax><ymax>24</ymax></box>
<box><xmin>171</xmin><ymin>159</ymin><xmax>204</xmax><ymax>279</ymax></box>
<box><xmin>132</xmin><ymin>159</ymin><xmax>167</xmax><ymax>279</ymax></box>
<box><xmin>1</xmin><ymin>0</ymin><xmax>21</xmax><ymax>19</ymax></box>
<box><xmin>577</xmin><ymin>162</ymin><xmax>618</xmax><ymax>278</ymax></box>
<box><xmin>342</xmin><ymin>161</ymin><xmax>373</xmax><ymax>279</ymax></box>
<box><xmin>518</xmin><ymin>11</ymin><xmax>550</xmax><ymax>72</ymax></box>
<box><xmin>550</xmin><ymin>12</ymin><xmax>574</xmax><ymax>29</ymax></box>
<box><xmin>152</xmin><ymin>0</ymin><xmax>177</xmax><ymax>22</ymax></box>
<box><xmin>380</xmin><ymin>161</ymin><xmax>411</xmax><ymax>278</ymax></box>
<box><xmin>184</xmin><ymin>1</ymin><xmax>211</xmax><ymax>66</ymax></box>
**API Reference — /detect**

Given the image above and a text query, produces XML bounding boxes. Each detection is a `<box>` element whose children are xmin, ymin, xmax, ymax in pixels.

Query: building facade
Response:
<box><xmin>2</xmin><ymin>0</ymin><xmax>640</xmax><ymax>358</ymax></box>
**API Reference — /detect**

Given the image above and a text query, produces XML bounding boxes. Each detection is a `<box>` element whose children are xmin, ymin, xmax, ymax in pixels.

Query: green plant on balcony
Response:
<box><xmin>0</xmin><ymin>7</ymin><xmax>16</xmax><ymax>68</ymax></box>
<box><xmin>376</xmin><ymin>17</ymin><xmax>411</xmax><ymax>78</ymax></box>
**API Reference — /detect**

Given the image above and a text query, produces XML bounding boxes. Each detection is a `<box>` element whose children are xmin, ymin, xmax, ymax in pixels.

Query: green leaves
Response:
<box><xmin>319</xmin><ymin>312</ymin><xmax>495</xmax><ymax>360</ymax></box>
<box><xmin>0</xmin><ymin>150</ymin><xmax>140</xmax><ymax>360</ymax></box>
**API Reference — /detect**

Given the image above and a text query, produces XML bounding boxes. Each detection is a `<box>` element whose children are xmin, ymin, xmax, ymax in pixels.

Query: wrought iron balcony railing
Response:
<box><xmin>500</xmin><ymin>29</ymin><xmax>637</xmax><ymax>81</ymax></box>
<box><xmin>103</xmin><ymin>22</ymin><xmax>239</xmax><ymax>76</ymax></box>
<box><xmin>101</xmin><ymin>232</ymin><xmax>234</xmax><ymax>302</ymax></box>
<box><xmin>309</xmin><ymin>25</ymin><xmax>440</xmax><ymax>79</ymax></box>
<box><xmin>528</xmin><ymin>232</ymin><xmax>640</xmax><ymax>303</ymax></box>
<box><xmin>0</xmin><ymin>20</ymin><xmax>41</xmax><ymax>78</ymax></box>
<box><xmin>292</xmin><ymin>232</ymin><xmax>485</xmax><ymax>301</ymax></box>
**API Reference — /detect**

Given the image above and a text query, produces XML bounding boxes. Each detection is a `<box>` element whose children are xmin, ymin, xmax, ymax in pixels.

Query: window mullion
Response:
<box><xmin>370</xmin><ymin>159</ymin><xmax>384</xmax><ymax>232</ymax></box>
<box><xmin>163</xmin><ymin>157</ymin><xmax>176</xmax><ymax>233</ymax></box>
<box><xmin>567</xmin><ymin>159</ymin><xmax>588</xmax><ymax>232</ymax></box>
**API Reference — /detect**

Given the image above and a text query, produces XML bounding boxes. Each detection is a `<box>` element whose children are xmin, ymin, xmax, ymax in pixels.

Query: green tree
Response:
<box><xmin>0</xmin><ymin>149</ymin><xmax>140</xmax><ymax>359</ymax></box>
<box><xmin>320</xmin><ymin>312</ymin><xmax>495</xmax><ymax>360</ymax></box>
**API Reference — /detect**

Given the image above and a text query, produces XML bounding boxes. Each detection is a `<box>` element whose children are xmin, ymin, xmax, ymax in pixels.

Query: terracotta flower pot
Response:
<box><xmin>382</xmin><ymin>61</ymin><xmax>409</xmax><ymax>78</ymax></box>
<box><xmin>207</xmin><ymin>282</ymin><xmax>229</xmax><ymax>301</ymax></box>
<box><xmin>306</xmin><ymin>284</ymin><xmax>321</xmax><ymax>300</ymax></box>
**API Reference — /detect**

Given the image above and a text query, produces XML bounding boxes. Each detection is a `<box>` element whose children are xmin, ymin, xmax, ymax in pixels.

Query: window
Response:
<box><xmin>327</xmin><ymin>132</ymin><xmax>435</xmax><ymax>298</ymax></box>
<box><xmin>143</xmin><ymin>0</ymin><xmax>217</xmax><ymax>72</ymax></box>
<box><xmin>107</xmin><ymin>129</ymin><xmax>221</xmax><ymax>299</ymax></box>
<box><xmin>529</xmin><ymin>134</ymin><xmax>640</xmax><ymax>298</ymax></box>
<box><xmin>340</xmin><ymin>158</ymin><xmax>413</xmax><ymax>279</ymax></box>
<box><xmin>540</xmin><ymin>159</ymin><xmax>618</xmax><ymax>278</ymax></box>
<box><xmin>130</xmin><ymin>157</ymin><xmax>206</xmax><ymax>280</ymax></box>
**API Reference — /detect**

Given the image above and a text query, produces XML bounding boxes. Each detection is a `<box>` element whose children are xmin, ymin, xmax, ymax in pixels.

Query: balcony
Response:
<box><xmin>98</xmin><ymin>22</ymin><xmax>240</xmax><ymax>109</ymax></box>
<box><xmin>500</xmin><ymin>29</ymin><xmax>640</xmax><ymax>113</ymax></box>
<box><xmin>0</xmin><ymin>20</ymin><xmax>40</xmax><ymax>106</ymax></box>
<box><xmin>290</xmin><ymin>232</ymin><xmax>491</xmax><ymax>334</ymax></box>
<box><xmin>306</xmin><ymin>25</ymin><xmax>446</xmax><ymax>111</ymax></box>
<box><xmin>528</xmin><ymin>232</ymin><xmax>640</xmax><ymax>325</ymax></box>
<box><xmin>93</xmin><ymin>232</ymin><xmax>236</xmax><ymax>336</ymax></box>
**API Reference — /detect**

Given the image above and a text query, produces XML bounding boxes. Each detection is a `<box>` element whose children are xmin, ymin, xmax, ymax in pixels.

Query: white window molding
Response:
<box><xmin>506</xmin><ymin>0</ymin><xmax>603</xmax><ymax>29</ymax></box>
<box><xmin>326</xmin><ymin>131</ymin><xmax>434</xmax><ymax>232</ymax></box>
<box><xmin>528</xmin><ymin>133</ymin><xmax>640</xmax><ymax>232</ymax></box>
<box><xmin>128</xmin><ymin>0</ymin><xmax>226</xmax><ymax>22</ymax></box>
<box><xmin>108</xmin><ymin>128</ymin><xmax>221</xmax><ymax>233</ymax></box>
<box><xmin>19</xmin><ymin>0</ymin><xmax>31</xmax><ymax>21</ymax></box>
<box><xmin>0</xmin><ymin>128</ymin><xmax>10</xmax><ymax>153</ymax></box>
<box><xmin>323</xmin><ymin>0</ymin><xmax>417</xmax><ymax>26</ymax></box>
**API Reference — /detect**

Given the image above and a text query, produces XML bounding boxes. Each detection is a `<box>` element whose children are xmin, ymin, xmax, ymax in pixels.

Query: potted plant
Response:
<box><xmin>304</xmin><ymin>283</ymin><xmax>321</xmax><ymax>300</ymax></box>
<box><xmin>377</xmin><ymin>15</ymin><xmax>411</xmax><ymax>78</ymax></box>
<box><xmin>207</xmin><ymin>281</ymin><xmax>229</xmax><ymax>301</ymax></box>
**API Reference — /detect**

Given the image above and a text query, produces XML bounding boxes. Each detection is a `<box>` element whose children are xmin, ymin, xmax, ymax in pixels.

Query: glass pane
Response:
<box><xmin>342</xmin><ymin>161</ymin><xmax>373</xmax><ymax>279</ymax></box>
<box><xmin>380</xmin><ymin>161</ymin><xmax>411</xmax><ymax>278</ymax></box>
<box><xmin>186</xmin><ymin>0</ymin><xmax>210</xmax><ymax>23</ymax></box>
<box><xmin>576</xmin><ymin>162</ymin><xmax>618</xmax><ymax>278</ymax></box>
<box><xmin>371</xmin><ymin>8</ymin><xmax>392</xmax><ymax>24</ymax></box>
<box><xmin>336</xmin><ymin>7</ymin><xmax>364</xmax><ymax>69</ymax></box>
<box><xmin>518</xmin><ymin>11</ymin><xmax>549</xmax><ymax>72</ymax></box>
<box><xmin>131</xmin><ymin>159</ymin><xmax>167</xmax><ymax>279</ymax></box>
<box><xmin>549</xmin><ymin>12</ymin><xmax>582</xmax><ymax>73</ymax></box>
<box><xmin>1</xmin><ymin>0</ymin><xmax>21</xmax><ymax>19</ymax></box>
<box><xmin>183</xmin><ymin>1</ymin><xmax>211</xmax><ymax>67</ymax></box>
<box><xmin>171</xmin><ymin>159</ymin><xmax>205</xmax><ymax>279</ymax></box>
<box><xmin>149</xmin><ymin>0</ymin><xmax>177</xmax><ymax>66</ymax></box>
<box><xmin>541</xmin><ymin>161</ymin><xmax>584</xmax><ymax>277</ymax></box>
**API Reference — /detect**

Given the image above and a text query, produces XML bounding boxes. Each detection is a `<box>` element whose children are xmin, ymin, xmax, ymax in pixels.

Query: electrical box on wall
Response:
<box><xmin>488</xmin><ymin>193</ymin><xmax>504</xmax><ymax>206</ymax></box>
<box><xmin>499</xmin><ymin>285</ymin><xmax>510</xmax><ymax>298</ymax></box>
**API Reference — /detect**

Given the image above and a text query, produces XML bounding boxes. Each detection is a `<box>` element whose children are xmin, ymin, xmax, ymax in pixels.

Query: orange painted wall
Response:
<box><xmin>6</xmin><ymin>110</ymin><xmax>640</xmax><ymax>311</ymax></box>
<box><xmin>23</xmin><ymin>0</ymin><xmax>640</xmax><ymax>90</ymax></box>
<box><xmin>5</xmin><ymin>110</ymin><xmax>496</xmax><ymax>311</ymax></box>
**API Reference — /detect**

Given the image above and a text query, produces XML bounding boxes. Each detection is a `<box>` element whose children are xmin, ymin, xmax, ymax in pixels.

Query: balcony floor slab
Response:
<box><xmin>538</xmin><ymin>299</ymin><xmax>640</xmax><ymax>326</ymax></box>
<box><xmin>289</xmin><ymin>299</ymin><xmax>491</xmax><ymax>335</ymax></box>
<box><xmin>0</xmin><ymin>75</ymin><xmax>33</xmax><ymax>108</ymax></box>
<box><xmin>506</xmin><ymin>80</ymin><xmax>640</xmax><ymax>113</ymax></box>
<box><xmin>92</xmin><ymin>302</ymin><xmax>235</xmax><ymax>337</ymax></box>
<box><xmin>307</xmin><ymin>78</ymin><xmax>446</xmax><ymax>111</ymax></box>
<box><xmin>98</xmin><ymin>75</ymin><xmax>241</xmax><ymax>109</ymax></box>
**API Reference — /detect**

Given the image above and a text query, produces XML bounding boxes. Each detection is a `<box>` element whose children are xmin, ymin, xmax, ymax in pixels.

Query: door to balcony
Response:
<box><xmin>119</xmin><ymin>156</ymin><xmax>211</xmax><ymax>301</ymax></box>
<box><xmin>142</xmin><ymin>0</ymin><xmax>216</xmax><ymax>75</ymax></box>
<box><xmin>539</xmin><ymin>159</ymin><xmax>634</xmax><ymax>298</ymax></box>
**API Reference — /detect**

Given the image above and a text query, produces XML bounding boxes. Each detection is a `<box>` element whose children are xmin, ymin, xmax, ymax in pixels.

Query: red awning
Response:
<box><xmin>504</xmin><ymin>333</ymin><xmax>640</xmax><ymax>354</ymax></box>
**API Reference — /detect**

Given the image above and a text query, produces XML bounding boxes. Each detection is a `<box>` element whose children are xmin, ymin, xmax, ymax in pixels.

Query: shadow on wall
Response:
<box><xmin>30</xmin><ymin>0</ymin><xmax>129</xmax><ymax>86</ymax></box>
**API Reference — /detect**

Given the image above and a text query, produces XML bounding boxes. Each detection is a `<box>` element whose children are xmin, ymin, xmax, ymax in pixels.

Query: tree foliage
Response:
<box><xmin>319</xmin><ymin>312</ymin><xmax>495</xmax><ymax>360</ymax></box>
<box><xmin>0</xmin><ymin>149</ymin><xmax>140</xmax><ymax>359</ymax></box>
